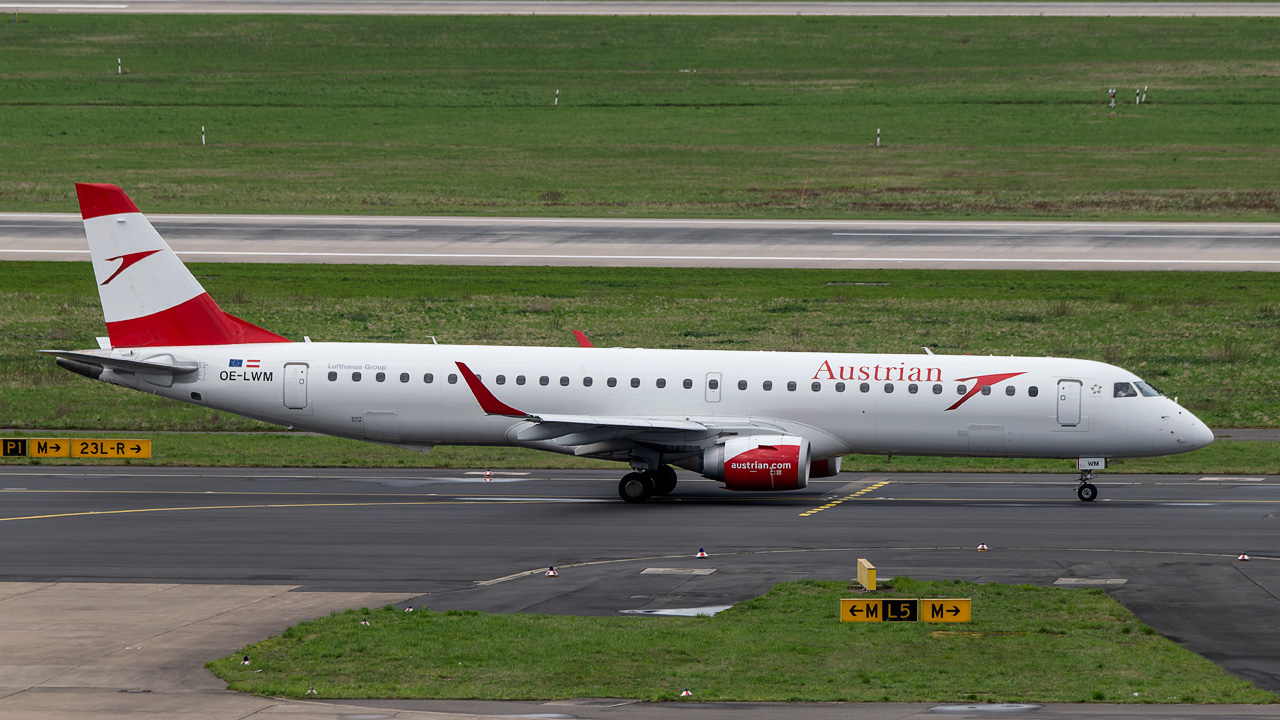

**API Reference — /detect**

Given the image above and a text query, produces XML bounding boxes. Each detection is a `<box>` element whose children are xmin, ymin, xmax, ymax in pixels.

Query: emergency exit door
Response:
<box><xmin>1056</xmin><ymin>379</ymin><xmax>1081</xmax><ymax>426</ymax></box>
<box><xmin>284</xmin><ymin>363</ymin><xmax>309</xmax><ymax>409</ymax></box>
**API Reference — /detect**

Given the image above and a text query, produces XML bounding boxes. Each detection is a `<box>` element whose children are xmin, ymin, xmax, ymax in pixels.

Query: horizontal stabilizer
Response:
<box><xmin>39</xmin><ymin>349</ymin><xmax>199</xmax><ymax>376</ymax></box>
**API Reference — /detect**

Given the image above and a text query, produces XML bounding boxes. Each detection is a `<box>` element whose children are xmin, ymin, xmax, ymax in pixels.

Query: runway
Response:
<box><xmin>9</xmin><ymin>0</ymin><xmax>1280</xmax><ymax>16</ymax></box>
<box><xmin>2</xmin><ymin>465</ymin><xmax>1280</xmax><ymax>719</ymax></box>
<box><xmin>5</xmin><ymin>213</ymin><xmax>1280</xmax><ymax>270</ymax></box>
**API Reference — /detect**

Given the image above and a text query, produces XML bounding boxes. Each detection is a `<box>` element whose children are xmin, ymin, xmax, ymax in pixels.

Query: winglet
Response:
<box><xmin>455</xmin><ymin>362</ymin><xmax>526</xmax><ymax>417</ymax></box>
<box><xmin>572</xmin><ymin>330</ymin><xmax>594</xmax><ymax>348</ymax></box>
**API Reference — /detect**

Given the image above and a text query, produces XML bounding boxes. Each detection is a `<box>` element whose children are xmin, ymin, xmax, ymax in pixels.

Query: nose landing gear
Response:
<box><xmin>1076</xmin><ymin>470</ymin><xmax>1097</xmax><ymax>502</ymax></box>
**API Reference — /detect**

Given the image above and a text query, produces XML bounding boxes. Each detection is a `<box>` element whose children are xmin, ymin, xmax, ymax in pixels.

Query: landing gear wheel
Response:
<box><xmin>1077</xmin><ymin>482</ymin><xmax>1098</xmax><ymax>502</ymax></box>
<box><xmin>652</xmin><ymin>465</ymin><xmax>678</xmax><ymax>496</ymax></box>
<box><xmin>619</xmin><ymin>472</ymin><xmax>655</xmax><ymax>504</ymax></box>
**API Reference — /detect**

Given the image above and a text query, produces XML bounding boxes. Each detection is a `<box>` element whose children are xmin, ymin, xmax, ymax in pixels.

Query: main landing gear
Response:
<box><xmin>618</xmin><ymin>465</ymin><xmax>678</xmax><ymax>504</ymax></box>
<box><xmin>1076</xmin><ymin>470</ymin><xmax>1098</xmax><ymax>502</ymax></box>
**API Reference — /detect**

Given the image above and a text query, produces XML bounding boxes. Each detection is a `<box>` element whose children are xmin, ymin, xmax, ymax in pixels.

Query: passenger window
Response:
<box><xmin>683</xmin><ymin>378</ymin><xmax>693</xmax><ymax>389</ymax></box>
<box><xmin>884</xmin><ymin>383</ymin><xmax>894</xmax><ymax>393</ymax></box>
<box><xmin>631</xmin><ymin>378</ymin><xmax>640</xmax><ymax>388</ymax></box>
<box><xmin>496</xmin><ymin>374</ymin><xmax>506</xmax><ymax>385</ymax></box>
<box><xmin>738</xmin><ymin>380</ymin><xmax>748</xmax><ymax>390</ymax></box>
<box><xmin>583</xmin><ymin>377</ymin><xmax>593</xmax><ymax>387</ymax></box>
<box><xmin>981</xmin><ymin>385</ymin><xmax>991</xmax><ymax>395</ymax></box>
<box><xmin>836</xmin><ymin>382</ymin><xmax>845</xmax><ymax>392</ymax></box>
<box><xmin>448</xmin><ymin>373</ymin><xmax>458</xmax><ymax>384</ymax></box>
<box><xmin>560</xmin><ymin>376</ymin><xmax>570</xmax><ymax>386</ymax></box>
<box><xmin>860</xmin><ymin>382</ymin><xmax>870</xmax><ymax>393</ymax></box>
<box><xmin>811</xmin><ymin>382</ymin><xmax>821</xmax><ymax>392</ymax></box>
<box><xmin>376</xmin><ymin>372</ymin><xmax>386</xmax><ymax>383</ymax></box>
<box><xmin>352</xmin><ymin>372</ymin><xmax>362</xmax><ymax>382</ymax></box>
<box><xmin>608</xmin><ymin>377</ymin><xmax>617</xmax><ymax>388</ymax></box>
<box><xmin>540</xmin><ymin>376</ymin><xmax>550</xmax><ymax>386</ymax></box>
<box><xmin>764</xmin><ymin>381</ymin><xmax>773</xmax><ymax>391</ymax></box>
<box><xmin>957</xmin><ymin>384</ymin><xmax>967</xmax><ymax>395</ymax></box>
<box><xmin>1005</xmin><ymin>386</ymin><xmax>1015</xmax><ymax>396</ymax></box>
<box><xmin>399</xmin><ymin>372</ymin><xmax>409</xmax><ymax>383</ymax></box>
<box><xmin>516</xmin><ymin>375</ymin><xmax>526</xmax><ymax>385</ymax></box>
<box><xmin>908</xmin><ymin>383</ymin><xmax>918</xmax><ymax>394</ymax></box>
<box><xmin>709</xmin><ymin>379</ymin><xmax>719</xmax><ymax>390</ymax></box>
<box><xmin>327</xmin><ymin>371</ymin><xmax>337</xmax><ymax>382</ymax></box>
<box><xmin>1029</xmin><ymin>386</ymin><xmax>1039</xmax><ymax>397</ymax></box>
<box><xmin>657</xmin><ymin>378</ymin><xmax>667</xmax><ymax>389</ymax></box>
<box><xmin>933</xmin><ymin>384</ymin><xmax>942</xmax><ymax>394</ymax></box>
<box><xmin>1114</xmin><ymin>382</ymin><xmax>1138</xmax><ymax>398</ymax></box>
<box><xmin>424</xmin><ymin>373</ymin><xmax>433</xmax><ymax>383</ymax></box>
<box><xmin>787</xmin><ymin>381</ymin><xmax>797</xmax><ymax>391</ymax></box>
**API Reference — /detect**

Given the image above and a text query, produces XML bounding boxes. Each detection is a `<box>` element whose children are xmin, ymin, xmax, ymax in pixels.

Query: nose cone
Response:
<box><xmin>1190</xmin><ymin>416</ymin><xmax>1215</xmax><ymax>449</ymax></box>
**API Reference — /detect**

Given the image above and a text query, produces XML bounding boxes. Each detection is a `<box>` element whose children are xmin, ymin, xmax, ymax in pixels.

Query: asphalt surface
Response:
<box><xmin>9</xmin><ymin>1</ymin><xmax>1280</xmax><ymax>16</ymax></box>
<box><xmin>5</xmin><ymin>214</ymin><xmax>1280</xmax><ymax>270</ymax></box>
<box><xmin>3</xmin><ymin>465</ymin><xmax>1280</xmax><ymax>710</ymax></box>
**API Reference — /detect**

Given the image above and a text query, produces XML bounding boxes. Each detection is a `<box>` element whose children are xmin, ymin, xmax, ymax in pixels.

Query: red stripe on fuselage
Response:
<box><xmin>105</xmin><ymin>293</ymin><xmax>291</xmax><ymax>347</ymax></box>
<box><xmin>945</xmin><ymin>372</ymin><xmax>1026</xmax><ymax>411</ymax></box>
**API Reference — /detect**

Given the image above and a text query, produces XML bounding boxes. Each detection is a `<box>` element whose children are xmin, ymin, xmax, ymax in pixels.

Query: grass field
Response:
<box><xmin>4</xmin><ymin>262</ymin><xmax>1278</xmax><ymax>432</ymax></box>
<box><xmin>1</xmin><ymin>15</ymin><xmax>1278</xmax><ymax>219</ymax></box>
<box><xmin>207</xmin><ymin>578</ymin><xmax>1275</xmax><ymax>703</ymax></box>
<box><xmin>2</xmin><ymin>429</ymin><xmax>1275</xmax><ymax>474</ymax></box>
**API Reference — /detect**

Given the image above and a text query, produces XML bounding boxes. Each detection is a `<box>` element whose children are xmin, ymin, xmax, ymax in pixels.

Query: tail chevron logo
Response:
<box><xmin>101</xmin><ymin>249</ymin><xmax>162</xmax><ymax>286</ymax></box>
<box><xmin>946</xmin><ymin>372</ymin><xmax>1026</xmax><ymax>411</ymax></box>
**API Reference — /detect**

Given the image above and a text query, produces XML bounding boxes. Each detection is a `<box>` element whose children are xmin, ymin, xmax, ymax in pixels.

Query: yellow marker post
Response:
<box><xmin>28</xmin><ymin>439</ymin><xmax>71</xmax><ymax>458</ymax></box>
<box><xmin>71</xmin><ymin>439</ymin><xmax>152</xmax><ymax>459</ymax></box>
<box><xmin>840</xmin><ymin>598</ymin><xmax>883</xmax><ymax>622</ymax></box>
<box><xmin>922</xmin><ymin>598</ymin><xmax>971</xmax><ymax>623</ymax></box>
<box><xmin>857</xmin><ymin>558</ymin><xmax>876</xmax><ymax>592</ymax></box>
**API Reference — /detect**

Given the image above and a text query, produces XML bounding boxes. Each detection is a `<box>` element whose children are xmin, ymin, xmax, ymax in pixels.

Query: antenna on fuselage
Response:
<box><xmin>922</xmin><ymin>347</ymin><xmax>934</xmax><ymax>356</ymax></box>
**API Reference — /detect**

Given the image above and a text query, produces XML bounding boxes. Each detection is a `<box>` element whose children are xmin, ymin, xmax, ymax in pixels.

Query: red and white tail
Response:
<box><xmin>76</xmin><ymin>183</ymin><xmax>291</xmax><ymax>348</ymax></box>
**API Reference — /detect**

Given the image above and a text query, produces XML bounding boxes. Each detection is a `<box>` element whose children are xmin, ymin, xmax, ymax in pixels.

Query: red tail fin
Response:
<box><xmin>77</xmin><ymin>183</ymin><xmax>291</xmax><ymax>347</ymax></box>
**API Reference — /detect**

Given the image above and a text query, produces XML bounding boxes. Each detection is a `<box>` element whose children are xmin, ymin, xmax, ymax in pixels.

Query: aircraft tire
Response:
<box><xmin>1077</xmin><ymin>482</ymin><xmax>1098</xmax><ymax>502</ymax></box>
<box><xmin>652</xmin><ymin>466</ymin><xmax>678</xmax><ymax>495</ymax></box>
<box><xmin>619</xmin><ymin>472</ymin><xmax>655</xmax><ymax>504</ymax></box>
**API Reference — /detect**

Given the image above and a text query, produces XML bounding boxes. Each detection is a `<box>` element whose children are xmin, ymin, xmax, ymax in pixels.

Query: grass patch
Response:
<box><xmin>0</xmin><ymin>430</ymin><xmax>1273</xmax><ymax>475</ymax></box>
<box><xmin>206</xmin><ymin>578</ymin><xmax>1275</xmax><ymax>703</ymax></box>
<box><xmin>1</xmin><ymin>15</ymin><xmax>1278</xmax><ymax>219</ymax></box>
<box><xmin>4</xmin><ymin>262</ymin><xmax>1280</xmax><ymax>435</ymax></box>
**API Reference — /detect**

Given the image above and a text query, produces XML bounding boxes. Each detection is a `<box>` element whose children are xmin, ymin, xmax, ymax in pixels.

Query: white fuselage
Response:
<box><xmin>100</xmin><ymin>342</ymin><xmax>1213</xmax><ymax>462</ymax></box>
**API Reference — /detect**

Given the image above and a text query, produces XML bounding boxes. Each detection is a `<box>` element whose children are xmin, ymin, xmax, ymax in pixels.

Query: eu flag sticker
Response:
<box><xmin>229</xmin><ymin>359</ymin><xmax>244</xmax><ymax>367</ymax></box>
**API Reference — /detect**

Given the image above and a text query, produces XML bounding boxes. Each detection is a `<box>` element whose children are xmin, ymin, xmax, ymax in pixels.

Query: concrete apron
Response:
<box><xmin>0</xmin><ymin>582</ymin><xmax>488</xmax><ymax>719</ymax></box>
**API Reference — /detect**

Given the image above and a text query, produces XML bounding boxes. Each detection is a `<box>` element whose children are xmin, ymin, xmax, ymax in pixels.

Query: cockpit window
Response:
<box><xmin>1135</xmin><ymin>381</ymin><xmax>1163</xmax><ymax>397</ymax></box>
<box><xmin>1114</xmin><ymin>382</ymin><xmax>1138</xmax><ymax>398</ymax></box>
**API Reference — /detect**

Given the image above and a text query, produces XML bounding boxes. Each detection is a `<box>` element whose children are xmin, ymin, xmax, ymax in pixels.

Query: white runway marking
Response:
<box><xmin>5</xmin><ymin>248</ymin><xmax>1279</xmax><ymax>265</ymax></box>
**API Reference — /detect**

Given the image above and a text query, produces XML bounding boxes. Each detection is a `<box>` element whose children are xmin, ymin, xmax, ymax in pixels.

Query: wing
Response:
<box><xmin>454</xmin><ymin>361</ymin><xmax>780</xmax><ymax>457</ymax></box>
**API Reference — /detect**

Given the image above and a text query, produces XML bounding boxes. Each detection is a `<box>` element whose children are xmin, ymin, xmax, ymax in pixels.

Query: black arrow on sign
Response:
<box><xmin>131</xmin><ymin>444</ymin><xmax>141</xmax><ymax>453</ymax></box>
<box><xmin>848</xmin><ymin>605</ymin><xmax>862</xmax><ymax>617</ymax></box>
<box><xmin>50</xmin><ymin>443</ymin><xmax>62</xmax><ymax>452</ymax></box>
<box><xmin>948</xmin><ymin>606</ymin><xmax>960</xmax><ymax>616</ymax></box>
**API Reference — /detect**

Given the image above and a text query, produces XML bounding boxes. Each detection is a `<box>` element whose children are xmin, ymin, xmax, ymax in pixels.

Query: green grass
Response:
<box><xmin>1</xmin><ymin>15</ymin><xmax>1278</xmax><ymax>219</ymax></box>
<box><xmin>206</xmin><ymin>578</ymin><xmax>1276</xmax><ymax>703</ymax></box>
<box><xmin>4</xmin><ymin>262</ymin><xmax>1279</xmax><ymax>437</ymax></box>
<box><xmin>0</xmin><ymin>429</ymin><xmax>1274</xmax><ymax>475</ymax></box>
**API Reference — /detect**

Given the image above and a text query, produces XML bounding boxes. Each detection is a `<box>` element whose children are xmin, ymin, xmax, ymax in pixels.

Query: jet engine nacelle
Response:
<box><xmin>700</xmin><ymin>435</ymin><xmax>811</xmax><ymax>491</ymax></box>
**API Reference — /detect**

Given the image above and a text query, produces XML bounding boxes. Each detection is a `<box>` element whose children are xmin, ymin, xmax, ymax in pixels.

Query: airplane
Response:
<box><xmin>44</xmin><ymin>183</ymin><xmax>1215</xmax><ymax>503</ymax></box>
